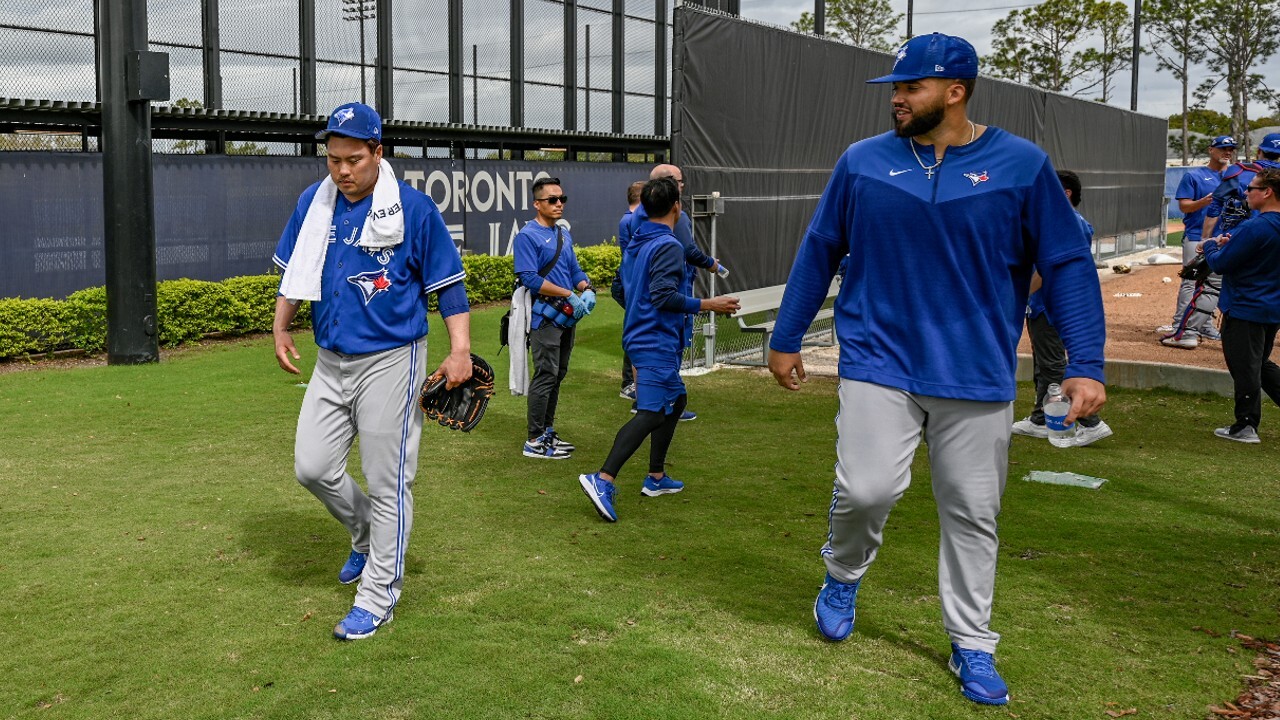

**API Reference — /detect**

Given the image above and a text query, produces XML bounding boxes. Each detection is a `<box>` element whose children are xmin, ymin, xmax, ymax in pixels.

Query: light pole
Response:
<box><xmin>342</xmin><ymin>0</ymin><xmax>376</xmax><ymax>105</ymax></box>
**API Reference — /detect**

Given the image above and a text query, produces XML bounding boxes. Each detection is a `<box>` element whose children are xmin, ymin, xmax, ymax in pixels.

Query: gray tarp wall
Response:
<box><xmin>671</xmin><ymin>7</ymin><xmax>1168</xmax><ymax>292</ymax></box>
<box><xmin>0</xmin><ymin>155</ymin><xmax>643</xmax><ymax>299</ymax></box>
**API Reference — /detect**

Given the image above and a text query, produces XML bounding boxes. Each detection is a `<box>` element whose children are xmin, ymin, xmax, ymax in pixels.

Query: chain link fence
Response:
<box><xmin>0</xmin><ymin>0</ymin><xmax>669</xmax><ymax>153</ymax></box>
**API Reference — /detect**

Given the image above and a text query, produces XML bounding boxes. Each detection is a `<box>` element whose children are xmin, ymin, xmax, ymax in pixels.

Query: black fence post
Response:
<box><xmin>201</xmin><ymin>0</ymin><xmax>225</xmax><ymax>154</ymax></box>
<box><xmin>376</xmin><ymin>0</ymin><xmax>393</xmax><ymax>118</ymax></box>
<box><xmin>611</xmin><ymin>0</ymin><xmax>623</xmax><ymax>138</ymax></box>
<box><xmin>654</xmin><ymin>0</ymin><xmax>666</xmax><ymax>137</ymax></box>
<box><xmin>300</xmin><ymin>0</ymin><xmax>317</xmax><ymax>156</ymax></box>
<box><xmin>564</xmin><ymin>0</ymin><xmax>577</xmax><ymax>131</ymax></box>
<box><xmin>99</xmin><ymin>0</ymin><xmax>164</xmax><ymax>364</ymax></box>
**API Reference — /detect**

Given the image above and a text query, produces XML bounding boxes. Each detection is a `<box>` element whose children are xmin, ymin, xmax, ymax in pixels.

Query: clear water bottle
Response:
<box><xmin>716</xmin><ymin>263</ymin><xmax>731</xmax><ymax>279</ymax></box>
<box><xmin>1042</xmin><ymin>383</ymin><xmax>1076</xmax><ymax>448</ymax></box>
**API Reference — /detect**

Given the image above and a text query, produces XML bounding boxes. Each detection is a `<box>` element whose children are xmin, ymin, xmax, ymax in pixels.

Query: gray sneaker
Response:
<box><xmin>1161</xmin><ymin>334</ymin><xmax>1198</xmax><ymax>349</ymax></box>
<box><xmin>1011</xmin><ymin>417</ymin><xmax>1048</xmax><ymax>438</ymax></box>
<box><xmin>1073</xmin><ymin>420</ymin><xmax>1113</xmax><ymax>447</ymax></box>
<box><xmin>1199</xmin><ymin>327</ymin><xmax>1222</xmax><ymax>341</ymax></box>
<box><xmin>1214</xmin><ymin>425</ymin><xmax>1261</xmax><ymax>444</ymax></box>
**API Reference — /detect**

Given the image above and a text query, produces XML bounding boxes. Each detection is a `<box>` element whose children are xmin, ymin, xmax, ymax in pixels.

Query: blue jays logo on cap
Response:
<box><xmin>317</xmin><ymin>102</ymin><xmax>383</xmax><ymax>141</ymax></box>
<box><xmin>348</xmin><ymin>268</ymin><xmax>392</xmax><ymax>304</ymax></box>
<box><xmin>1209</xmin><ymin>135</ymin><xmax>1237</xmax><ymax>149</ymax></box>
<box><xmin>868</xmin><ymin>33</ymin><xmax>979</xmax><ymax>84</ymax></box>
<box><xmin>1264</xmin><ymin>133</ymin><xmax>1280</xmax><ymax>151</ymax></box>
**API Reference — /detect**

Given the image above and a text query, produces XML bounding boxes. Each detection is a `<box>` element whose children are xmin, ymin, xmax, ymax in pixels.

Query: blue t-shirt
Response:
<box><xmin>1028</xmin><ymin>210</ymin><xmax>1094</xmax><ymax>321</ymax></box>
<box><xmin>513</xmin><ymin>220</ymin><xmax>589</xmax><ymax>330</ymax></box>
<box><xmin>1175</xmin><ymin>167</ymin><xmax>1224</xmax><ymax>242</ymax></box>
<box><xmin>273</xmin><ymin>180</ymin><xmax>467</xmax><ymax>355</ymax></box>
<box><xmin>1203</xmin><ymin>211</ymin><xmax>1280</xmax><ymax>324</ymax></box>
<box><xmin>771</xmin><ymin>128</ymin><xmax>1105</xmax><ymax>402</ymax></box>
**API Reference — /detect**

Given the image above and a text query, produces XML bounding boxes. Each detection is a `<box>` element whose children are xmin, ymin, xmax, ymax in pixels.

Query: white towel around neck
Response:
<box><xmin>279</xmin><ymin>158</ymin><xmax>405</xmax><ymax>302</ymax></box>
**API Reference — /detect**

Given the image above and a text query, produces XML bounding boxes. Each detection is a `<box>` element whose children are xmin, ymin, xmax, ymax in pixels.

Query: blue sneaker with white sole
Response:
<box><xmin>641</xmin><ymin>474</ymin><xmax>685</xmax><ymax>497</ymax></box>
<box><xmin>813</xmin><ymin>573</ymin><xmax>860</xmax><ymax>641</ymax></box>
<box><xmin>679</xmin><ymin>410</ymin><xmax>697</xmax><ymax>422</ymax></box>
<box><xmin>948</xmin><ymin>643</ymin><xmax>1009</xmax><ymax>705</ymax></box>
<box><xmin>338</xmin><ymin>549</ymin><xmax>367</xmax><ymax>585</ymax></box>
<box><xmin>578</xmin><ymin>472</ymin><xmax>617</xmax><ymax>522</ymax></box>
<box><xmin>333</xmin><ymin>606</ymin><xmax>392</xmax><ymax>640</ymax></box>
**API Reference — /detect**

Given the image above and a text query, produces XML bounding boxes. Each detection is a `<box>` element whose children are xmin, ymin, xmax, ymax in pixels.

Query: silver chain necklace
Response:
<box><xmin>910</xmin><ymin>121</ymin><xmax>976</xmax><ymax>180</ymax></box>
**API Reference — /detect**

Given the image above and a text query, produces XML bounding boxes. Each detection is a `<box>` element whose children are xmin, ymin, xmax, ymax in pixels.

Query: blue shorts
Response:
<box><xmin>634</xmin><ymin>366</ymin><xmax>685</xmax><ymax>415</ymax></box>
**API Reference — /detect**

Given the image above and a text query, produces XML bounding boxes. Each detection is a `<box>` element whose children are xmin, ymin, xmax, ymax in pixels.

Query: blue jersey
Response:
<box><xmin>771</xmin><ymin>127</ymin><xmax>1105</xmax><ymax>402</ymax></box>
<box><xmin>1175</xmin><ymin>167</ymin><xmax>1224</xmax><ymax>242</ymax></box>
<box><xmin>1203</xmin><ymin>211</ymin><xmax>1280</xmax><ymax>324</ymax></box>
<box><xmin>622</xmin><ymin>220</ymin><xmax>702</xmax><ymax>367</ymax></box>
<box><xmin>273</xmin><ymin>180</ymin><xmax>466</xmax><ymax>355</ymax></box>
<box><xmin>1028</xmin><ymin>210</ymin><xmax>1094</xmax><ymax>321</ymax></box>
<box><xmin>513</xmin><ymin>220</ymin><xmax>589</xmax><ymax>329</ymax></box>
<box><xmin>1206</xmin><ymin>160</ymin><xmax>1280</xmax><ymax>237</ymax></box>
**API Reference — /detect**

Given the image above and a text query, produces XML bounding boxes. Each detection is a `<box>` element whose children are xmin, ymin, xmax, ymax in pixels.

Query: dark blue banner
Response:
<box><xmin>0</xmin><ymin>153</ymin><xmax>645</xmax><ymax>299</ymax></box>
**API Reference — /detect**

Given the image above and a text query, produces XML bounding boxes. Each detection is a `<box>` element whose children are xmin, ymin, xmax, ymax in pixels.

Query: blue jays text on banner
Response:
<box><xmin>0</xmin><ymin>153</ymin><xmax>646</xmax><ymax>299</ymax></box>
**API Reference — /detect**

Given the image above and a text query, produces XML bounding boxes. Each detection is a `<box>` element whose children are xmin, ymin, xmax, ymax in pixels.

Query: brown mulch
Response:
<box><xmin>1205</xmin><ymin>633</ymin><xmax>1280</xmax><ymax>719</ymax></box>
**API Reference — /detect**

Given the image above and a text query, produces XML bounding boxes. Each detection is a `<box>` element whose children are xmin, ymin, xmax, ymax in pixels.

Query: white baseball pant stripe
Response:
<box><xmin>822</xmin><ymin>378</ymin><xmax>1011</xmax><ymax>654</ymax></box>
<box><xmin>294</xmin><ymin>337</ymin><xmax>426</xmax><ymax>619</ymax></box>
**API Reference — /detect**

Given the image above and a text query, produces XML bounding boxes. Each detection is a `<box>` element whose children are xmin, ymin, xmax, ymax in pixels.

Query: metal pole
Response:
<box><xmin>472</xmin><ymin>44</ymin><xmax>478</xmax><ymax>124</ymax></box>
<box><xmin>654</xmin><ymin>0</ymin><xmax>666</xmax><ymax>136</ymax></box>
<box><xmin>704</xmin><ymin>210</ymin><xmax>717</xmax><ymax>367</ymax></box>
<box><xmin>376</xmin><ymin>0</ymin><xmax>392</xmax><ymax>118</ymax></box>
<box><xmin>100</xmin><ymin>0</ymin><xmax>160</xmax><ymax>364</ymax></box>
<box><xmin>201</xmin><ymin>0</ymin><xmax>224</xmax><ymax>153</ymax></box>
<box><xmin>1130</xmin><ymin>0</ymin><xmax>1141</xmax><ymax>111</ymax></box>
<box><xmin>611</xmin><ymin>0</ymin><xmax>623</xmax><ymax>138</ymax></box>
<box><xmin>510</xmin><ymin>0</ymin><xmax>524</xmax><ymax>130</ymax></box>
<box><xmin>815</xmin><ymin>0</ymin><xmax>824</xmax><ymax>36</ymax></box>
<box><xmin>300</xmin><ymin>0</ymin><xmax>316</xmax><ymax>155</ymax></box>
<box><xmin>906</xmin><ymin>0</ymin><xmax>913</xmax><ymax>38</ymax></box>
<box><xmin>359</xmin><ymin>13</ymin><xmax>366</xmax><ymax>104</ymax></box>
<box><xmin>448</xmin><ymin>0</ymin><xmax>463</xmax><ymax>126</ymax></box>
<box><xmin>585</xmin><ymin>24</ymin><xmax>591</xmax><ymax>132</ymax></box>
<box><xmin>564</xmin><ymin>0</ymin><xmax>577</xmax><ymax>130</ymax></box>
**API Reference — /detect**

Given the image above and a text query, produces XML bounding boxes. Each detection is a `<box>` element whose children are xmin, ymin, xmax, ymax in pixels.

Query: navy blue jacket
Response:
<box><xmin>622</xmin><ymin>219</ymin><xmax>702</xmax><ymax>367</ymax></box>
<box><xmin>1203</xmin><ymin>211</ymin><xmax>1280</xmax><ymax>324</ymax></box>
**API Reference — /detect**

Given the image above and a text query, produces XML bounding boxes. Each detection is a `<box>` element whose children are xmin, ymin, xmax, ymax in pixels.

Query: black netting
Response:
<box><xmin>148</xmin><ymin>0</ymin><xmax>201</xmax><ymax>45</ymax></box>
<box><xmin>221</xmin><ymin>0</ymin><xmax>300</xmax><ymax>56</ymax></box>
<box><xmin>524</xmin><ymin>0</ymin><xmax>564</xmax><ymax>130</ymax></box>
<box><xmin>0</xmin><ymin>27</ymin><xmax>95</xmax><ymax>101</ymax></box>
<box><xmin>395</xmin><ymin>69</ymin><xmax>449</xmax><ymax>122</ymax></box>
<box><xmin>152</xmin><ymin>44</ymin><xmax>205</xmax><ymax>107</ymax></box>
<box><xmin>1</xmin><ymin>1</ymin><xmax>93</xmax><ymax>33</ymax></box>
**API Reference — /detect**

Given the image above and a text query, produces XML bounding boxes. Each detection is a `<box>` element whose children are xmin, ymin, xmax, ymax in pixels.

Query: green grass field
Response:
<box><xmin>2</xmin><ymin>302</ymin><xmax>1278</xmax><ymax>719</ymax></box>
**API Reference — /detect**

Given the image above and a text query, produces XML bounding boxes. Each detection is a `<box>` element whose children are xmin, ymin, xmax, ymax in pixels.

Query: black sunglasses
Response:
<box><xmin>1246</xmin><ymin>185</ymin><xmax>1268</xmax><ymax>192</ymax></box>
<box><xmin>537</xmin><ymin>195</ymin><xmax>568</xmax><ymax>204</ymax></box>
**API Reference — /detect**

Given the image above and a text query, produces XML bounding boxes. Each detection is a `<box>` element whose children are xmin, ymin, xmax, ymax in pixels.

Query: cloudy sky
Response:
<box><xmin>739</xmin><ymin>0</ymin><xmax>1280</xmax><ymax>122</ymax></box>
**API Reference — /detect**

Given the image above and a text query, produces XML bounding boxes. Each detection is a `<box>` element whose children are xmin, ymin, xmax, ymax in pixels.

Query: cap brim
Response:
<box><xmin>866</xmin><ymin>72</ymin><xmax>924</xmax><ymax>84</ymax></box>
<box><xmin>315</xmin><ymin>129</ymin><xmax>375</xmax><ymax>141</ymax></box>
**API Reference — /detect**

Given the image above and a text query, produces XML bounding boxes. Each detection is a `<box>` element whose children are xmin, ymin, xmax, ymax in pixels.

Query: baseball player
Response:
<box><xmin>514</xmin><ymin>176</ymin><xmax>595</xmax><ymax>460</ymax></box>
<box><xmin>612</xmin><ymin>180</ymin><xmax>646</xmax><ymax>401</ymax></box>
<box><xmin>768</xmin><ymin>34</ymin><xmax>1106</xmax><ymax>705</ymax></box>
<box><xmin>272</xmin><ymin>102</ymin><xmax>473</xmax><ymax>640</ymax></box>
<box><xmin>1156</xmin><ymin>135</ymin><xmax>1236</xmax><ymax>344</ymax></box>
<box><xmin>579</xmin><ymin>177</ymin><xmax>739</xmax><ymax>522</ymax></box>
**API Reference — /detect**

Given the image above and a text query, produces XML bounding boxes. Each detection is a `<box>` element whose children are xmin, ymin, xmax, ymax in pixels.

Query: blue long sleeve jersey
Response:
<box><xmin>513</xmin><ymin>219</ymin><xmax>589</xmax><ymax>329</ymax></box>
<box><xmin>622</xmin><ymin>220</ymin><xmax>703</xmax><ymax>368</ymax></box>
<box><xmin>1203</xmin><ymin>211</ymin><xmax>1280</xmax><ymax>324</ymax></box>
<box><xmin>771</xmin><ymin>128</ymin><xmax>1106</xmax><ymax>402</ymax></box>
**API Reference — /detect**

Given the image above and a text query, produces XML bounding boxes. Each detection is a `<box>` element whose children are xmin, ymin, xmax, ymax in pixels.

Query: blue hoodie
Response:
<box><xmin>1203</xmin><ymin>211</ymin><xmax>1280</xmax><ymax>324</ymax></box>
<box><xmin>622</xmin><ymin>219</ymin><xmax>702</xmax><ymax>367</ymax></box>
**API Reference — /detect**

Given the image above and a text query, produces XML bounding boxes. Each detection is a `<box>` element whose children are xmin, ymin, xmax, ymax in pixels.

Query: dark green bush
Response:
<box><xmin>63</xmin><ymin>286</ymin><xmax>108</xmax><ymax>353</ymax></box>
<box><xmin>0</xmin><ymin>298</ymin><xmax>70</xmax><ymax>357</ymax></box>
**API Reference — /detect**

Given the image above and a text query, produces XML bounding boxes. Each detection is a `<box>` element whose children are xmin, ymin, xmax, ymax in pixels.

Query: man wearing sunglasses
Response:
<box><xmin>514</xmin><ymin>177</ymin><xmax>596</xmax><ymax>460</ymax></box>
<box><xmin>1200</xmin><ymin>168</ymin><xmax>1280</xmax><ymax>443</ymax></box>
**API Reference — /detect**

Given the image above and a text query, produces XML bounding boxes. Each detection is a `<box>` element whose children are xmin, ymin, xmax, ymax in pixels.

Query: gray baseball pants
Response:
<box><xmin>1170</xmin><ymin>240</ymin><xmax>1221</xmax><ymax>335</ymax></box>
<box><xmin>823</xmin><ymin>379</ymin><xmax>1011</xmax><ymax>654</ymax></box>
<box><xmin>294</xmin><ymin>337</ymin><xmax>426</xmax><ymax>619</ymax></box>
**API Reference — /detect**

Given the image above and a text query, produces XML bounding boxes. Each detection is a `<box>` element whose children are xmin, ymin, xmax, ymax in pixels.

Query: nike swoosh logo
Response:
<box><xmin>889</xmin><ymin>169</ymin><xmax>912</xmax><ymax>176</ymax></box>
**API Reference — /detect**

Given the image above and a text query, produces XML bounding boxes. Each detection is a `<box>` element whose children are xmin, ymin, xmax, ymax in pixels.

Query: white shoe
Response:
<box><xmin>1154</xmin><ymin>324</ymin><xmax>1176</xmax><ymax>334</ymax></box>
<box><xmin>1073</xmin><ymin>420</ymin><xmax>1113</xmax><ymax>447</ymax></box>
<box><xmin>1215</xmin><ymin>425</ymin><xmax>1261</xmax><ymax>444</ymax></box>
<box><xmin>1161</xmin><ymin>334</ymin><xmax>1198</xmax><ymax>349</ymax></box>
<box><xmin>1011</xmin><ymin>417</ymin><xmax>1048</xmax><ymax>438</ymax></box>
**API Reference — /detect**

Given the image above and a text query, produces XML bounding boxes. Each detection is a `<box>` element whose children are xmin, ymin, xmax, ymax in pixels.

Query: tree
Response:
<box><xmin>791</xmin><ymin>0</ymin><xmax>904</xmax><ymax>52</ymax></box>
<box><xmin>1193</xmin><ymin>0</ymin><xmax>1280</xmax><ymax>155</ymax></box>
<box><xmin>1077</xmin><ymin>0</ymin><xmax>1132</xmax><ymax>103</ymax></box>
<box><xmin>984</xmin><ymin>0</ymin><xmax>1094</xmax><ymax>93</ymax></box>
<box><xmin>1142</xmin><ymin>0</ymin><xmax>1207</xmax><ymax>165</ymax></box>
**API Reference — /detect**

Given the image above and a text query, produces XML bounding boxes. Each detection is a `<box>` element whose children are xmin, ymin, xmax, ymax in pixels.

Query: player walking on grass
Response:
<box><xmin>767</xmin><ymin>34</ymin><xmax>1107</xmax><ymax>705</ymax></box>
<box><xmin>579</xmin><ymin>177</ymin><xmax>739</xmax><ymax>522</ymax></box>
<box><xmin>272</xmin><ymin>102</ymin><xmax>473</xmax><ymax>640</ymax></box>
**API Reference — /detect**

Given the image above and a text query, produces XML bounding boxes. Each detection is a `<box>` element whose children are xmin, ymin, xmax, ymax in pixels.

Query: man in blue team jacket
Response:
<box><xmin>1202</xmin><ymin>167</ymin><xmax>1280</xmax><ymax>443</ymax></box>
<box><xmin>767</xmin><ymin>33</ymin><xmax>1107</xmax><ymax>705</ymax></box>
<box><xmin>578</xmin><ymin>177</ymin><xmax>739</xmax><ymax>523</ymax></box>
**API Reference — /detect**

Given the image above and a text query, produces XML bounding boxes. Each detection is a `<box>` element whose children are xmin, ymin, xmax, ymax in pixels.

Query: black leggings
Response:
<box><xmin>601</xmin><ymin>394</ymin><xmax>688</xmax><ymax>478</ymax></box>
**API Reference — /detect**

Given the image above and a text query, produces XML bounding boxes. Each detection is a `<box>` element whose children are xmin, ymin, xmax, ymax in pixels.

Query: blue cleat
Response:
<box><xmin>333</xmin><ymin>606</ymin><xmax>392</xmax><ymax>640</ymax></box>
<box><xmin>338</xmin><ymin>549</ymin><xmax>367</xmax><ymax>585</ymax></box>
<box><xmin>578</xmin><ymin>473</ymin><xmax>617</xmax><ymax>522</ymax></box>
<box><xmin>640</xmin><ymin>474</ymin><xmax>685</xmax><ymax>497</ymax></box>
<box><xmin>813</xmin><ymin>572</ymin><xmax>860</xmax><ymax>641</ymax></box>
<box><xmin>679</xmin><ymin>410</ymin><xmax>697</xmax><ymax>422</ymax></box>
<box><xmin>949</xmin><ymin>644</ymin><xmax>1010</xmax><ymax>705</ymax></box>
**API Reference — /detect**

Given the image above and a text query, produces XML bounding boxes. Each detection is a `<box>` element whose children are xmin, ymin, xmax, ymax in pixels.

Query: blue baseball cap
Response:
<box><xmin>1209</xmin><ymin>135</ymin><xmax>1238</xmax><ymax>149</ymax></box>
<box><xmin>1261</xmin><ymin>133</ymin><xmax>1280</xmax><ymax>154</ymax></box>
<box><xmin>316</xmin><ymin>102</ymin><xmax>382</xmax><ymax>142</ymax></box>
<box><xmin>867</xmin><ymin>33</ymin><xmax>979</xmax><ymax>84</ymax></box>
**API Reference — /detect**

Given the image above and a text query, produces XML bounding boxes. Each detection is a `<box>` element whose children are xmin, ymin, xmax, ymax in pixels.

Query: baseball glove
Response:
<box><xmin>418</xmin><ymin>353</ymin><xmax>495</xmax><ymax>432</ymax></box>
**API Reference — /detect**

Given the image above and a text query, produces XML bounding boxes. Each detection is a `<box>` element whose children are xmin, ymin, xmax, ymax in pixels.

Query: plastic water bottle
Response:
<box><xmin>1042</xmin><ymin>383</ymin><xmax>1076</xmax><ymax>448</ymax></box>
<box><xmin>716</xmin><ymin>263</ymin><xmax>731</xmax><ymax>279</ymax></box>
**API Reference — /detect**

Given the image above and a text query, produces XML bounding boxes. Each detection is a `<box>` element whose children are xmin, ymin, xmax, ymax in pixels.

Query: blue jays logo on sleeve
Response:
<box><xmin>964</xmin><ymin>170</ymin><xmax>990</xmax><ymax>186</ymax></box>
<box><xmin>348</xmin><ymin>268</ymin><xmax>393</xmax><ymax>304</ymax></box>
<box><xmin>334</xmin><ymin>107</ymin><xmax>356</xmax><ymax>126</ymax></box>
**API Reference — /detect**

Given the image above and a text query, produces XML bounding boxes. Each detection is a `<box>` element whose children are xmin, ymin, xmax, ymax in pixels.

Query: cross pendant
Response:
<box><xmin>925</xmin><ymin>167</ymin><xmax>936</xmax><ymax>180</ymax></box>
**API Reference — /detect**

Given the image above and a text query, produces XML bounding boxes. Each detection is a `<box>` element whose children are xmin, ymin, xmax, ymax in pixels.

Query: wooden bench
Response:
<box><xmin>729</xmin><ymin>280</ymin><xmax>839</xmax><ymax>366</ymax></box>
